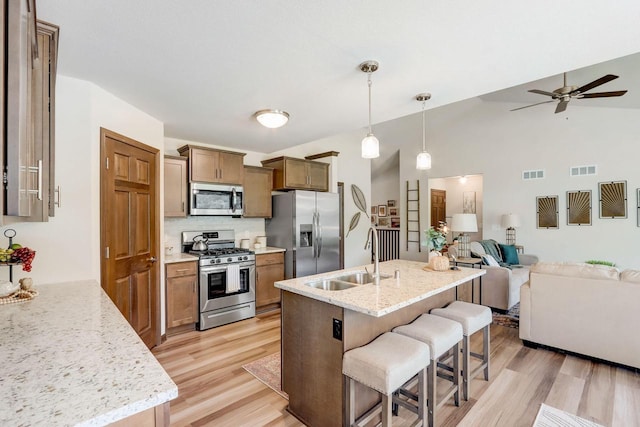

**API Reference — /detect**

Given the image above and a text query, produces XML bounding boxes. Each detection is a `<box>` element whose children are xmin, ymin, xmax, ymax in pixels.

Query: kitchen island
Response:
<box><xmin>0</xmin><ymin>280</ymin><xmax>178</xmax><ymax>426</ymax></box>
<box><xmin>275</xmin><ymin>259</ymin><xmax>485</xmax><ymax>427</ymax></box>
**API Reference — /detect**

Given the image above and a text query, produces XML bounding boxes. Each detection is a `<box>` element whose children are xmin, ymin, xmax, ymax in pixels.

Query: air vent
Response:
<box><xmin>522</xmin><ymin>169</ymin><xmax>545</xmax><ymax>180</ymax></box>
<box><xmin>570</xmin><ymin>165</ymin><xmax>597</xmax><ymax>177</ymax></box>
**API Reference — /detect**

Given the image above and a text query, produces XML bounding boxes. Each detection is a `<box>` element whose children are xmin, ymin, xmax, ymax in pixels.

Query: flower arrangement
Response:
<box><xmin>425</xmin><ymin>222</ymin><xmax>448</xmax><ymax>252</ymax></box>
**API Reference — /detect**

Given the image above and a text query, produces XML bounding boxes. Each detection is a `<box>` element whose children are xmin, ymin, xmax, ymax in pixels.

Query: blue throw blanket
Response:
<box><xmin>479</xmin><ymin>239</ymin><xmax>511</xmax><ymax>268</ymax></box>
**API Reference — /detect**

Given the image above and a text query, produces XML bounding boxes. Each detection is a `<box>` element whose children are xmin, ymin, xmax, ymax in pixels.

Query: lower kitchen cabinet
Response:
<box><xmin>166</xmin><ymin>261</ymin><xmax>198</xmax><ymax>334</ymax></box>
<box><xmin>255</xmin><ymin>252</ymin><xmax>284</xmax><ymax>312</ymax></box>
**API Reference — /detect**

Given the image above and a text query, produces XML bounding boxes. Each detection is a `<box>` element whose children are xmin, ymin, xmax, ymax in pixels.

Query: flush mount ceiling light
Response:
<box><xmin>415</xmin><ymin>93</ymin><xmax>432</xmax><ymax>170</ymax></box>
<box><xmin>360</xmin><ymin>60</ymin><xmax>380</xmax><ymax>159</ymax></box>
<box><xmin>254</xmin><ymin>109</ymin><xmax>290</xmax><ymax>128</ymax></box>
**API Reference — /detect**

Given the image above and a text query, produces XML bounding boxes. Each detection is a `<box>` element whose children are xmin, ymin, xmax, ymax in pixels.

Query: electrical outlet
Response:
<box><xmin>332</xmin><ymin>318</ymin><xmax>342</xmax><ymax>341</ymax></box>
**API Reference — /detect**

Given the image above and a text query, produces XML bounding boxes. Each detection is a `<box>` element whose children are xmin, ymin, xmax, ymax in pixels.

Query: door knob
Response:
<box><xmin>148</xmin><ymin>257</ymin><xmax>157</xmax><ymax>263</ymax></box>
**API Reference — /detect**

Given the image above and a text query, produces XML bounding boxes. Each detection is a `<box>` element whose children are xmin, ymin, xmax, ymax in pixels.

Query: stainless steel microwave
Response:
<box><xmin>189</xmin><ymin>182</ymin><xmax>243</xmax><ymax>216</ymax></box>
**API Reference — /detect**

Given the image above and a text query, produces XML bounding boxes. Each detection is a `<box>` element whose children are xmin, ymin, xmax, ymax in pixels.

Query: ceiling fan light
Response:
<box><xmin>416</xmin><ymin>151</ymin><xmax>431</xmax><ymax>170</ymax></box>
<box><xmin>255</xmin><ymin>109</ymin><xmax>289</xmax><ymax>128</ymax></box>
<box><xmin>361</xmin><ymin>133</ymin><xmax>380</xmax><ymax>159</ymax></box>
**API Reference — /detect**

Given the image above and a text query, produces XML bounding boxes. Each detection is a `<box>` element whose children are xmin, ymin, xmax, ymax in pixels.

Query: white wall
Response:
<box><xmin>4</xmin><ymin>76</ymin><xmax>165</xmax><ymax>285</ymax></box>
<box><xmin>380</xmin><ymin>98</ymin><xmax>640</xmax><ymax>269</ymax></box>
<box><xmin>371</xmin><ymin>151</ymin><xmax>400</xmax><ymax>224</ymax></box>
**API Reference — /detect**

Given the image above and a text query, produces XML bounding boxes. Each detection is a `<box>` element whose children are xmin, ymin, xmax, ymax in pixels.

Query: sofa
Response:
<box><xmin>448</xmin><ymin>240</ymin><xmax>538</xmax><ymax>311</ymax></box>
<box><xmin>520</xmin><ymin>262</ymin><xmax>640</xmax><ymax>369</ymax></box>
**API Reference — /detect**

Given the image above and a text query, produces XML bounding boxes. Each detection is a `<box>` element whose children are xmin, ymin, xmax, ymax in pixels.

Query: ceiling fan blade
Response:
<box><xmin>510</xmin><ymin>100</ymin><xmax>554</xmax><ymax>111</ymax></box>
<box><xmin>555</xmin><ymin>100</ymin><xmax>569</xmax><ymax>114</ymax></box>
<box><xmin>579</xmin><ymin>90</ymin><xmax>628</xmax><ymax>98</ymax></box>
<box><xmin>528</xmin><ymin>89</ymin><xmax>556</xmax><ymax>97</ymax></box>
<box><xmin>573</xmin><ymin>74</ymin><xmax>619</xmax><ymax>94</ymax></box>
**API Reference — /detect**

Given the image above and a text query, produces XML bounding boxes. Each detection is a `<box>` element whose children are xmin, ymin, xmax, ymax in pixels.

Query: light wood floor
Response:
<box><xmin>152</xmin><ymin>310</ymin><xmax>640</xmax><ymax>427</ymax></box>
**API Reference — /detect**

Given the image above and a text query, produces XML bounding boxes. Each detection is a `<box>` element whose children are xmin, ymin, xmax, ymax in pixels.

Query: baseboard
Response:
<box><xmin>521</xmin><ymin>340</ymin><xmax>639</xmax><ymax>373</ymax></box>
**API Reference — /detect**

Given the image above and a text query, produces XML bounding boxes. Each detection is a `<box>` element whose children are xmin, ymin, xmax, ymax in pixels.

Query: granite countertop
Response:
<box><xmin>253</xmin><ymin>246</ymin><xmax>286</xmax><ymax>255</ymax></box>
<box><xmin>275</xmin><ymin>259</ymin><xmax>485</xmax><ymax>317</ymax></box>
<box><xmin>164</xmin><ymin>252</ymin><xmax>199</xmax><ymax>264</ymax></box>
<box><xmin>0</xmin><ymin>280</ymin><xmax>178</xmax><ymax>426</ymax></box>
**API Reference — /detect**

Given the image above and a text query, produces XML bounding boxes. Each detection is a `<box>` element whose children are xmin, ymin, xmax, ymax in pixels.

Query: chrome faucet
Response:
<box><xmin>365</xmin><ymin>225</ymin><xmax>380</xmax><ymax>285</ymax></box>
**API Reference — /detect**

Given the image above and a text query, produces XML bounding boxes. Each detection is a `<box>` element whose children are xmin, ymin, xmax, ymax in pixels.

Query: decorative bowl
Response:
<box><xmin>0</xmin><ymin>280</ymin><xmax>19</xmax><ymax>297</ymax></box>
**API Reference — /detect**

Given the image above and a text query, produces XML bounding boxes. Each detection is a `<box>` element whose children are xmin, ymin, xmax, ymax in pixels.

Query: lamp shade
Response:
<box><xmin>450</xmin><ymin>213</ymin><xmax>478</xmax><ymax>233</ymax></box>
<box><xmin>255</xmin><ymin>110</ymin><xmax>289</xmax><ymax>128</ymax></box>
<box><xmin>416</xmin><ymin>151</ymin><xmax>432</xmax><ymax>170</ymax></box>
<box><xmin>501</xmin><ymin>213</ymin><xmax>521</xmax><ymax>228</ymax></box>
<box><xmin>361</xmin><ymin>133</ymin><xmax>380</xmax><ymax>158</ymax></box>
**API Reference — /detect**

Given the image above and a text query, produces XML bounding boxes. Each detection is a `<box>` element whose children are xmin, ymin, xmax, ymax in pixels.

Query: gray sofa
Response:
<box><xmin>448</xmin><ymin>241</ymin><xmax>538</xmax><ymax>311</ymax></box>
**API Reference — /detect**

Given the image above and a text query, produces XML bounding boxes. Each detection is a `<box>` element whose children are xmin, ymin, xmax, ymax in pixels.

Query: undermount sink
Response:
<box><xmin>333</xmin><ymin>271</ymin><xmax>392</xmax><ymax>284</ymax></box>
<box><xmin>305</xmin><ymin>279</ymin><xmax>357</xmax><ymax>291</ymax></box>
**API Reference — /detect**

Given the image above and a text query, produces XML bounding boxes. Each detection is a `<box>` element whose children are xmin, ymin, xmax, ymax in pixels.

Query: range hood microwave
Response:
<box><xmin>189</xmin><ymin>182</ymin><xmax>243</xmax><ymax>217</ymax></box>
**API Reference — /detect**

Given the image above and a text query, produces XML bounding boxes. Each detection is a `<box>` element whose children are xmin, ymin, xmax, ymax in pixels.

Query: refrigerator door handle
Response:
<box><xmin>317</xmin><ymin>211</ymin><xmax>323</xmax><ymax>258</ymax></box>
<box><xmin>312</xmin><ymin>211</ymin><xmax>318</xmax><ymax>259</ymax></box>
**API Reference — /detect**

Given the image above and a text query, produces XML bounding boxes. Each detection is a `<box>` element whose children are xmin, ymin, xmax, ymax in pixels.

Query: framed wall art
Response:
<box><xmin>378</xmin><ymin>205</ymin><xmax>387</xmax><ymax>217</ymax></box>
<box><xmin>391</xmin><ymin>217</ymin><xmax>400</xmax><ymax>228</ymax></box>
<box><xmin>566</xmin><ymin>190</ymin><xmax>591</xmax><ymax>226</ymax></box>
<box><xmin>387</xmin><ymin>200</ymin><xmax>396</xmax><ymax>207</ymax></box>
<box><xmin>378</xmin><ymin>217</ymin><xmax>390</xmax><ymax>227</ymax></box>
<box><xmin>599</xmin><ymin>180</ymin><xmax>627</xmax><ymax>219</ymax></box>
<box><xmin>537</xmin><ymin>195</ymin><xmax>559</xmax><ymax>229</ymax></box>
<box><xmin>388</xmin><ymin>207</ymin><xmax>398</xmax><ymax>216</ymax></box>
<box><xmin>371</xmin><ymin>206</ymin><xmax>378</xmax><ymax>215</ymax></box>
<box><xmin>463</xmin><ymin>191</ymin><xmax>476</xmax><ymax>214</ymax></box>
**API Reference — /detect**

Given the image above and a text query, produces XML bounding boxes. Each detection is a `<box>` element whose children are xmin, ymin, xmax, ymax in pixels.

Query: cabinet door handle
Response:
<box><xmin>54</xmin><ymin>186</ymin><xmax>62</xmax><ymax>207</ymax></box>
<box><xmin>182</xmin><ymin>201</ymin><xmax>185</xmax><ymax>213</ymax></box>
<box><xmin>219</xmin><ymin>169</ymin><xmax>223</xmax><ymax>180</ymax></box>
<box><xmin>37</xmin><ymin>160</ymin><xmax>43</xmax><ymax>201</ymax></box>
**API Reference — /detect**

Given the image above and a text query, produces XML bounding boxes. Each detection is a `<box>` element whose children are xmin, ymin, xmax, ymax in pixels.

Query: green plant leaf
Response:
<box><xmin>346</xmin><ymin>212</ymin><xmax>361</xmax><ymax>237</ymax></box>
<box><xmin>351</xmin><ymin>184</ymin><xmax>369</xmax><ymax>218</ymax></box>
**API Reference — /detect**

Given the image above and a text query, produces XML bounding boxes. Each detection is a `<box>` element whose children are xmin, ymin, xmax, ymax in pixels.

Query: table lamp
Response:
<box><xmin>501</xmin><ymin>213</ymin><xmax>521</xmax><ymax>245</ymax></box>
<box><xmin>450</xmin><ymin>213</ymin><xmax>478</xmax><ymax>258</ymax></box>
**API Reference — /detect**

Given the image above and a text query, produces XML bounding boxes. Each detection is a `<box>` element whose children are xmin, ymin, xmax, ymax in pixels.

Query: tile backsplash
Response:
<box><xmin>164</xmin><ymin>217</ymin><xmax>265</xmax><ymax>251</ymax></box>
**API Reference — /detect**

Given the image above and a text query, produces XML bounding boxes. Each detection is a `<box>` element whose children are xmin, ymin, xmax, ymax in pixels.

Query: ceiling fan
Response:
<box><xmin>511</xmin><ymin>72</ymin><xmax>628</xmax><ymax>114</ymax></box>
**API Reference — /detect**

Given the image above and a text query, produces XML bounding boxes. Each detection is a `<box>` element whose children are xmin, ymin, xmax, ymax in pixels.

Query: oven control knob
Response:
<box><xmin>216</xmin><ymin>259</ymin><xmax>221</xmax><ymax>264</ymax></box>
<box><xmin>227</xmin><ymin>257</ymin><xmax>232</xmax><ymax>262</ymax></box>
<box><xmin>243</xmin><ymin>256</ymin><xmax>248</xmax><ymax>261</ymax></box>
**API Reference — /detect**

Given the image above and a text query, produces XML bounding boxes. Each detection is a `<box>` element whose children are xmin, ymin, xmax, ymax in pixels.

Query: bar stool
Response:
<box><xmin>343</xmin><ymin>332</ymin><xmax>430</xmax><ymax>427</ymax></box>
<box><xmin>393</xmin><ymin>314</ymin><xmax>463</xmax><ymax>427</ymax></box>
<box><xmin>431</xmin><ymin>301</ymin><xmax>492</xmax><ymax>401</ymax></box>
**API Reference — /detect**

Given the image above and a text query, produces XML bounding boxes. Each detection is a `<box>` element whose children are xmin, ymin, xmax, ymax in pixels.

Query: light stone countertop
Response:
<box><xmin>253</xmin><ymin>246</ymin><xmax>286</xmax><ymax>255</ymax></box>
<box><xmin>275</xmin><ymin>259</ymin><xmax>485</xmax><ymax>317</ymax></box>
<box><xmin>0</xmin><ymin>280</ymin><xmax>178</xmax><ymax>426</ymax></box>
<box><xmin>164</xmin><ymin>252</ymin><xmax>199</xmax><ymax>264</ymax></box>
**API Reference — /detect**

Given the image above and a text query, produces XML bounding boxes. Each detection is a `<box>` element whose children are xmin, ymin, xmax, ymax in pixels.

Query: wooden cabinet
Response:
<box><xmin>177</xmin><ymin>145</ymin><xmax>245</xmax><ymax>185</ymax></box>
<box><xmin>243</xmin><ymin>166</ymin><xmax>273</xmax><ymax>218</ymax></box>
<box><xmin>166</xmin><ymin>261</ymin><xmax>198</xmax><ymax>332</ymax></box>
<box><xmin>256</xmin><ymin>252</ymin><xmax>284</xmax><ymax>311</ymax></box>
<box><xmin>261</xmin><ymin>156</ymin><xmax>329</xmax><ymax>192</ymax></box>
<box><xmin>4</xmin><ymin>8</ymin><xmax>59</xmax><ymax>221</ymax></box>
<box><xmin>164</xmin><ymin>156</ymin><xmax>187</xmax><ymax>217</ymax></box>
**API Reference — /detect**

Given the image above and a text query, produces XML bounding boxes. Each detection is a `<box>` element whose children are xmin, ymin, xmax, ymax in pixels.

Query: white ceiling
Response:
<box><xmin>37</xmin><ymin>1</ymin><xmax>640</xmax><ymax>154</ymax></box>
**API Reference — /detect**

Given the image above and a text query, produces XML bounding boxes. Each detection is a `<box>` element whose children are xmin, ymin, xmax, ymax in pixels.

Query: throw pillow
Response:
<box><xmin>499</xmin><ymin>244</ymin><xmax>520</xmax><ymax>265</ymax></box>
<box><xmin>482</xmin><ymin>254</ymin><xmax>500</xmax><ymax>267</ymax></box>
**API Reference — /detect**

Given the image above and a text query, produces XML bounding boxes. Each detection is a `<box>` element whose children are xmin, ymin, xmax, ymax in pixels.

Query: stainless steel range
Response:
<box><xmin>181</xmin><ymin>230</ymin><xmax>255</xmax><ymax>330</ymax></box>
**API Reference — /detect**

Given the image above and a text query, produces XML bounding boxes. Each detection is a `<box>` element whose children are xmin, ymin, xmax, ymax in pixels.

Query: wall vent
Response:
<box><xmin>570</xmin><ymin>165</ymin><xmax>597</xmax><ymax>177</ymax></box>
<box><xmin>522</xmin><ymin>169</ymin><xmax>545</xmax><ymax>180</ymax></box>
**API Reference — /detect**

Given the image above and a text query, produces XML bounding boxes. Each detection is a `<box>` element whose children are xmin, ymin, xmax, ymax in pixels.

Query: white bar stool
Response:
<box><xmin>431</xmin><ymin>301</ymin><xmax>492</xmax><ymax>401</ymax></box>
<box><xmin>343</xmin><ymin>332</ymin><xmax>430</xmax><ymax>427</ymax></box>
<box><xmin>393</xmin><ymin>314</ymin><xmax>463</xmax><ymax>427</ymax></box>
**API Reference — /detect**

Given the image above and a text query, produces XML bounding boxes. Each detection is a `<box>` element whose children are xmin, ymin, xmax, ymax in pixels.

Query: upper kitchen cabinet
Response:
<box><xmin>177</xmin><ymin>145</ymin><xmax>245</xmax><ymax>185</ymax></box>
<box><xmin>243</xmin><ymin>166</ymin><xmax>273</xmax><ymax>218</ymax></box>
<box><xmin>164</xmin><ymin>156</ymin><xmax>187</xmax><ymax>217</ymax></box>
<box><xmin>4</xmin><ymin>0</ymin><xmax>59</xmax><ymax>222</ymax></box>
<box><xmin>261</xmin><ymin>156</ymin><xmax>329</xmax><ymax>192</ymax></box>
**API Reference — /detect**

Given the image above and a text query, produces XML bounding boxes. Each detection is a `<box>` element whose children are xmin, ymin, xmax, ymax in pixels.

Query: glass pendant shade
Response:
<box><xmin>361</xmin><ymin>133</ymin><xmax>380</xmax><ymax>159</ymax></box>
<box><xmin>416</xmin><ymin>151</ymin><xmax>432</xmax><ymax>169</ymax></box>
<box><xmin>255</xmin><ymin>110</ymin><xmax>289</xmax><ymax>128</ymax></box>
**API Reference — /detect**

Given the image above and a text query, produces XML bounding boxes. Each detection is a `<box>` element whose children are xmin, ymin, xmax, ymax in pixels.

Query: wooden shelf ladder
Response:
<box><xmin>406</xmin><ymin>180</ymin><xmax>421</xmax><ymax>252</ymax></box>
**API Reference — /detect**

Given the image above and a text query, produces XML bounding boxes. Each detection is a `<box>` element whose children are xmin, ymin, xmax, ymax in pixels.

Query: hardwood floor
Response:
<box><xmin>152</xmin><ymin>311</ymin><xmax>640</xmax><ymax>427</ymax></box>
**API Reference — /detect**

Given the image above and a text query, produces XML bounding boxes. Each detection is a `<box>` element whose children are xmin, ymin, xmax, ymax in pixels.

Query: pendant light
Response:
<box><xmin>415</xmin><ymin>93</ymin><xmax>432</xmax><ymax>170</ymax></box>
<box><xmin>360</xmin><ymin>60</ymin><xmax>380</xmax><ymax>159</ymax></box>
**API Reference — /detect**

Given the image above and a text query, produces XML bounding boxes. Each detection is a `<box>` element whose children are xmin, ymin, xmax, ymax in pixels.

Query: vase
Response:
<box><xmin>429</xmin><ymin>254</ymin><xmax>450</xmax><ymax>271</ymax></box>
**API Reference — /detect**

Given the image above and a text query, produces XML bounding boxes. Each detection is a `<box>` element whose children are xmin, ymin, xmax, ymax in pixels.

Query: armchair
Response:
<box><xmin>448</xmin><ymin>241</ymin><xmax>538</xmax><ymax>311</ymax></box>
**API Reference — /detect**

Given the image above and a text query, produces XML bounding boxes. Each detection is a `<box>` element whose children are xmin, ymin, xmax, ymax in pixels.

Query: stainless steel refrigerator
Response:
<box><xmin>266</xmin><ymin>191</ymin><xmax>340</xmax><ymax>279</ymax></box>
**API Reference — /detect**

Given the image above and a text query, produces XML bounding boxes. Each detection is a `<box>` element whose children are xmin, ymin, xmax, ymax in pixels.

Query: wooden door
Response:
<box><xmin>431</xmin><ymin>189</ymin><xmax>446</xmax><ymax>228</ymax></box>
<box><xmin>243</xmin><ymin>166</ymin><xmax>272</xmax><ymax>218</ymax></box>
<box><xmin>164</xmin><ymin>156</ymin><xmax>187</xmax><ymax>217</ymax></box>
<box><xmin>101</xmin><ymin>128</ymin><xmax>160</xmax><ymax>349</ymax></box>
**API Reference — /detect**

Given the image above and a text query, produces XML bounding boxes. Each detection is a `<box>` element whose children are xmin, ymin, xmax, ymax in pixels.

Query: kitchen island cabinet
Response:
<box><xmin>0</xmin><ymin>280</ymin><xmax>177</xmax><ymax>426</ymax></box>
<box><xmin>275</xmin><ymin>260</ymin><xmax>484</xmax><ymax>426</ymax></box>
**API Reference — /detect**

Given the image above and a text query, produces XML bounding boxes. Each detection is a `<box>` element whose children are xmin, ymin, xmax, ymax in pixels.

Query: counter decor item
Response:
<box><xmin>429</xmin><ymin>254</ymin><xmax>450</xmax><ymax>271</ymax></box>
<box><xmin>0</xmin><ymin>277</ymin><xmax>38</xmax><ymax>305</ymax></box>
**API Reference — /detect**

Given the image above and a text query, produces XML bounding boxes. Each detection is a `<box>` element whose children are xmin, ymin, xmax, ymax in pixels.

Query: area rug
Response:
<box><xmin>242</xmin><ymin>352</ymin><xmax>288</xmax><ymax>399</ymax></box>
<box><xmin>492</xmin><ymin>303</ymin><xmax>520</xmax><ymax>329</ymax></box>
<box><xmin>533</xmin><ymin>403</ymin><xmax>603</xmax><ymax>427</ymax></box>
